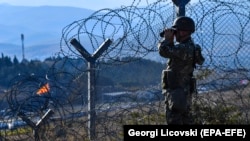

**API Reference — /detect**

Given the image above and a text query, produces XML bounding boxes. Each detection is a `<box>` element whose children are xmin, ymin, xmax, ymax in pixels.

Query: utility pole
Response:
<box><xmin>172</xmin><ymin>0</ymin><xmax>190</xmax><ymax>16</ymax></box>
<box><xmin>21</xmin><ymin>34</ymin><xmax>25</xmax><ymax>60</ymax></box>
<box><xmin>70</xmin><ymin>38</ymin><xmax>112</xmax><ymax>141</ymax></box>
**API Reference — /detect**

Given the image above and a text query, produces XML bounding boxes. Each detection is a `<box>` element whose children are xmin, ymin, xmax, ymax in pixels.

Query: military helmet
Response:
<box><xmin>171</xmin><ymin>16</ymin><xmax>195</xmax><ymax>33</ymax></box>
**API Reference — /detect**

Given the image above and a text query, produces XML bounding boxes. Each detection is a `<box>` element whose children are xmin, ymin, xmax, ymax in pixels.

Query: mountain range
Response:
<box><xmin>0</xmin><ymin>4</ymin><xmax>96</xmax><ymax>61</ymax></box>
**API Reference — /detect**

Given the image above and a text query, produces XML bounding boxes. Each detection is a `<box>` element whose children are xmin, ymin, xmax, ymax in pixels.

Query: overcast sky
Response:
<box><xmin>0</xmin><ymin>0</ymin><xmax>199</xmax><ymax>10</ymax></box>
<box><xmin>0</xmin><ymin>0</ymin><xmax>158</xmax><ymax>10</ymax></box>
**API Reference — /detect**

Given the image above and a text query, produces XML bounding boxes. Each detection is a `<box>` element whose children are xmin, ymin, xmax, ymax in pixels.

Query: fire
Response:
<box><xmin>36</xmin><ymin>83</ymin><xmax>50</xmax><ymax>95</ymax></box>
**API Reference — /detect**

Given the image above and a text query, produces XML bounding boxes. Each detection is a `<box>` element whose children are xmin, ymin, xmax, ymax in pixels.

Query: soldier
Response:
<box><xmin>158</xmin><ymin>16</ymin><xmax>205</xmax><ymax>124</ymax></box>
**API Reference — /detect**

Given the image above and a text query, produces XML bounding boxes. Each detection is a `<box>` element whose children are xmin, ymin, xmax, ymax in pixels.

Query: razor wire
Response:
<box><xmin>0</xmin><ymin>0</ymin><xmax>250</xmax><ymax>140</ymax></box>
<box><xmin>60</xmin><ymin>0</ymin><xmax>173</xmax><ymax>65</ymax></box>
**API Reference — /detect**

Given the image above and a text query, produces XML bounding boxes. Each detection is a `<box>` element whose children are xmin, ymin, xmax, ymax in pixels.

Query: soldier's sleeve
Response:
<box><xmin>157</xmin><ymin>39</ymin><xmax>175</xmax><ymax>58</ymax></box>
<box><xmin>195</xmin><ymin>44</ymin><xmax>205</xmax><ymax>65</ymax></box>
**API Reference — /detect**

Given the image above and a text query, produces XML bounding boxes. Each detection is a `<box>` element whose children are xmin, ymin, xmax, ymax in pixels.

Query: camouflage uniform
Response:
<box><xmin>158</xmin><ymin>37</ymin><xmax>204</xmax><ymax>125</ymax></box>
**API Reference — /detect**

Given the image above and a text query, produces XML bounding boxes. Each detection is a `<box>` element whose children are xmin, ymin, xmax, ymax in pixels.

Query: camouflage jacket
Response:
<box><xmin>158</xmin><ymin>37</ymin><xmax>205</xmax><ymax>77</ymax></box>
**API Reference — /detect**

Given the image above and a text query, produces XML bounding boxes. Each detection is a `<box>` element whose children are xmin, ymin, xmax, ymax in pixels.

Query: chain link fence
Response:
<box><xmin>0</xmin><ymin>0</ymin><xmax>250</xmax><ymax>140</ymax></box>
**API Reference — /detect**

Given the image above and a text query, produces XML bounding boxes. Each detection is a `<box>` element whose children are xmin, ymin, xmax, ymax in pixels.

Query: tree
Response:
<box><xmin>13</xmin><ymin>56</ymin><xmax>19</xmax><ymax>65</ymax></box>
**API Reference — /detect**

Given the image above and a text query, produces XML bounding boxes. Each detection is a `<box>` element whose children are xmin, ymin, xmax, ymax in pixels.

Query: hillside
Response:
<box><xmin>0</xmin><ymin>4</ymin><xmax>96</xmax><ymax>60</ymax></box>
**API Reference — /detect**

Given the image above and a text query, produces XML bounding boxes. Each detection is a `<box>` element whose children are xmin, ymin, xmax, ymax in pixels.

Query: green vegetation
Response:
<box><xmin>0</xmin><ymin>54</ymin><xmax>165</xmax><ymax>90</ymax></box>
<box><xmin>0</xmin><ymin>127</ymin><xmax>32</xmax><ymax>136</ymax></box>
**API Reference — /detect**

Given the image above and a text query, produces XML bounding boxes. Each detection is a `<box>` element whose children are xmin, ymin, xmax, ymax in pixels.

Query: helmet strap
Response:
<box><xmin>176</xmin><ymin>30</ymin><xmax>191</xmax><ymax>42</ymax></box>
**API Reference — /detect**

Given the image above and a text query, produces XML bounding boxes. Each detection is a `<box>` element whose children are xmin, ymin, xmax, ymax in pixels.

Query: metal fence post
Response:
<box><xmin>87</xmin><ymin>60</ymin><xmax>96</xmax><ymax>140</ymax></box>
<box><xmin>70</xmin><ymin>38</ymin><xmax>112</xmax><ymax>140</ymax></box>
<box><xmin>172</xmin><ymin>0</ymin><xmax>190</xmax><ymax>16</ymax></box>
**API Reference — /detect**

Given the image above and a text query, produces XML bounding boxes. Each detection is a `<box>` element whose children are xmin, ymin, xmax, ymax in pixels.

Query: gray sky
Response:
<box><xmin>0</xmin><ymin>0</ymin><xmax>157</xmax><ymax>10</ymax></box>
<box><xmin>0</xmin><ymin>0</ymin><xmax>198</xmax><ymax>10</ymax></box>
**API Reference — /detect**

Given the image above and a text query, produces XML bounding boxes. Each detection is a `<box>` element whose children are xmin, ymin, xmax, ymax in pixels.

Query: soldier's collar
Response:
<box><xmin>180</xmin><ymin>37</ymin><xmax>192</xmax><ymax>43</ymax></box>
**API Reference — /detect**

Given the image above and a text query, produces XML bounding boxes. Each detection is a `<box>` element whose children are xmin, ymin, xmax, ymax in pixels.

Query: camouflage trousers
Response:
<box><xmin>164</xmin><ymin>88</ymin><xmax>192</xmax><ymax>125</ymax></box>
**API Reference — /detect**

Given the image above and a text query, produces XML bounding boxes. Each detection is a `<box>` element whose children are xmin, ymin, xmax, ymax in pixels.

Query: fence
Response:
<box><xmin>0</xmin><ymin>0</ymin><xmax>250</xmax><ymax>140</ymax></box>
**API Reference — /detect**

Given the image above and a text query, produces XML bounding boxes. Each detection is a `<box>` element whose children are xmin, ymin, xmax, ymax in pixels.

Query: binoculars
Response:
<box><xmin>159</xmin><ymin>28</ymin><xmax>177</xmax><ymax>37</ymax></box>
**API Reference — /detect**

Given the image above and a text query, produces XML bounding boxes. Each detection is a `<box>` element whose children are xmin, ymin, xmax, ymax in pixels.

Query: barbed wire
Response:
<box><xmin>60</xmin><ymin>0</ymin><xmax>172</xmax><ymax>65</ymax></box>
<box><xmin>0</xmin><ymin>0</ymin><xmax>250</xmax><ymax>140</ymax></box>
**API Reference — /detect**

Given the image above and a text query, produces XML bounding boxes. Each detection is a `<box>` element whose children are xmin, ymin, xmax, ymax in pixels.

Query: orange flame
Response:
<box><xmin>36</xmin><ymin>83</ymin><xmax>50</xmax><ymax>95</ymax></box>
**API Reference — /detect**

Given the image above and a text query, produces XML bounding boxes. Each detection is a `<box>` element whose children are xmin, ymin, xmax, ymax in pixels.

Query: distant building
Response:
<box><xmin>101</xmin><ymin>88</ymin><xmax>162</xmax><ymax>103</ymax></box>
<box><xmin>102</xmin><ymin>91</ymin><xmax>133</xmax><ymax>102</ymax></box>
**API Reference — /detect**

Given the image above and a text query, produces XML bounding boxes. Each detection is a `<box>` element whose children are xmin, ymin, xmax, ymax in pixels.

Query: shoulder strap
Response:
<box><xmin>188</xmin><ymin>39</ymin><xmax>196</xmax><ymax>69</ymax></box>
<box><xmin>193</xmin><ymin>44</ymin><xmax>196</xmax><ymax>69</ymax></box>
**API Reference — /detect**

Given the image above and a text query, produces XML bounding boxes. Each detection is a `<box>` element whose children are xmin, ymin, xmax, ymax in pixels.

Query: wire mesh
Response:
<box><xmin>0</xmin><ymin>0</ymin><xmax>250</xmax><ymax>140</ymax></box>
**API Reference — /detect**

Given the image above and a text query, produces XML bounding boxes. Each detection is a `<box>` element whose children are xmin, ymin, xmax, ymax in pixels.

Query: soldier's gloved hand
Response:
<box><xmin>164</xmin><ymin>28</ymin><xmax>175</xmax><ymax>44</ymax></box>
